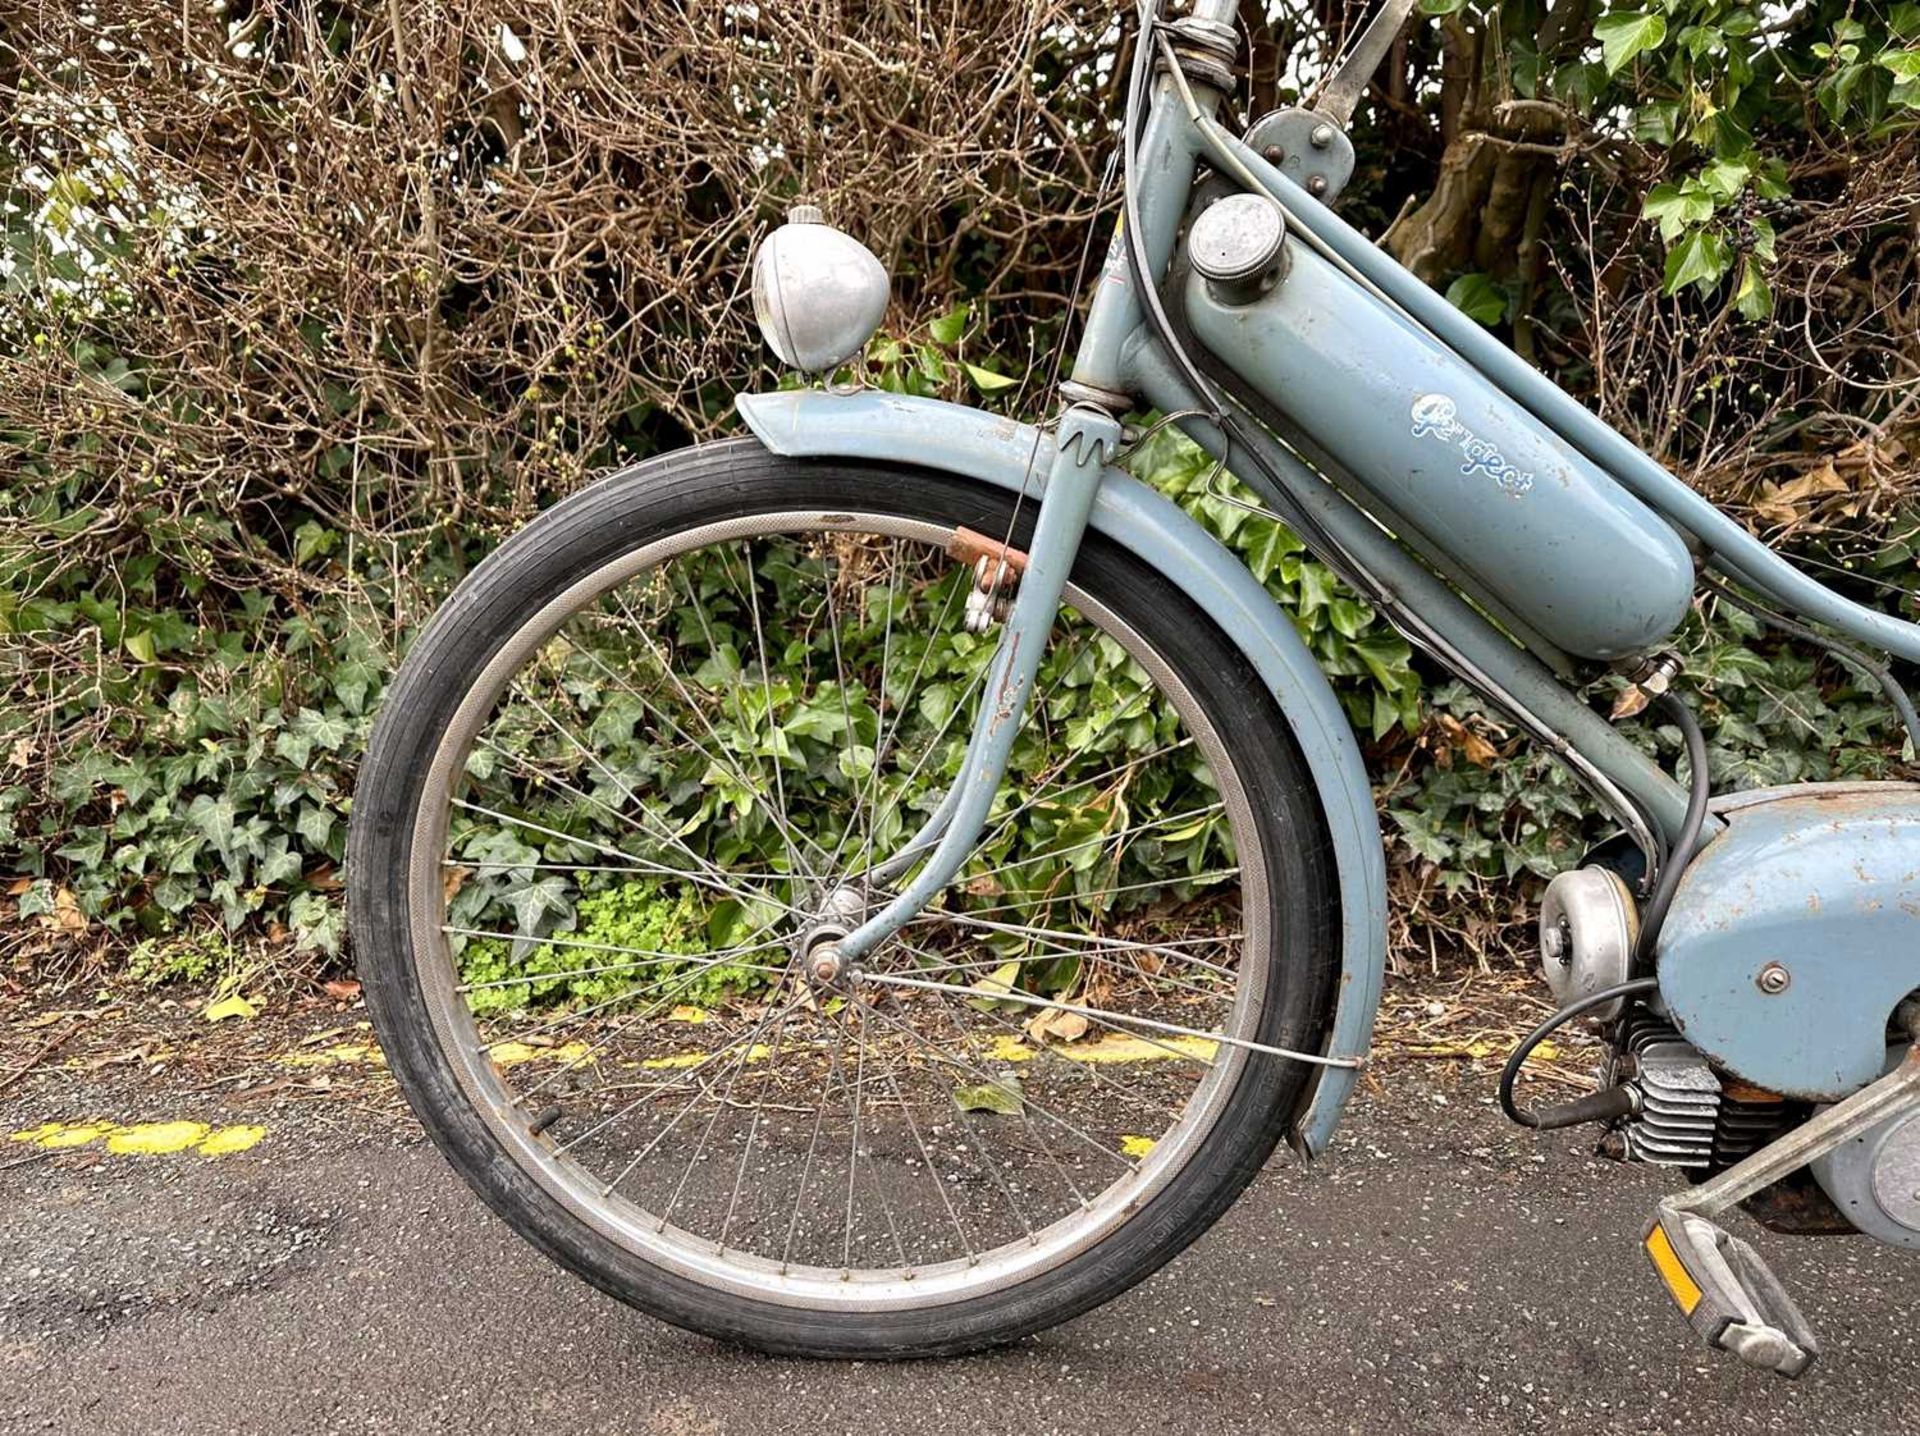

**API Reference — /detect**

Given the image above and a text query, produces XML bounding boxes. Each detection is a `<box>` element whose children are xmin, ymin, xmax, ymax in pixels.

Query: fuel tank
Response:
<box><xmin>1182</xmin><ymin>218</ymin><xmax>1695</xmax><ymax>660</ymax></box>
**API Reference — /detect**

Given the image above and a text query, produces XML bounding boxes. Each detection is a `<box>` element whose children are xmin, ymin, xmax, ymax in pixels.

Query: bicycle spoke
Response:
<box><xmin>409</xmin><ymin>511</ymin><xmax>1281</xmax><ymax>1293</ymax></box>
<box><xmin>947</xmin><ymin>866</ymin><xmax>1241</xmax><ymax>921</ymax></box>
<box><xmin>863</xmin><ymin>970</ymin><xmax>1352</xmax><ymax>1071</ymax></box>
<box><xmin>858</xmin><ymin>990</ymin><xmax>1135</xmax><ymax>1172</ymax></box>
<box><xmin>448</xmin><ymin>795</ymin><xmax>803</xmax><ymax>919</ymax></box>
<box><xmin>573</xmin><ymin>597</ymin><xmax>824</xmax><ymax>881</ymax></box>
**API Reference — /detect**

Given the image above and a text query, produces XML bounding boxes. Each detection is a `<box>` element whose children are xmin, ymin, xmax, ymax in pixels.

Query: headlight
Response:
<box><xmin>751</xmin><ymin>205</ymin><xmax>889</xmax><ymax>373</ymax></box>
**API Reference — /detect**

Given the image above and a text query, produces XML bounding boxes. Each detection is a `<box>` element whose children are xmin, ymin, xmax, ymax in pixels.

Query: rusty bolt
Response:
<box><xmin>1756</xmin><ymin>962</ymin><xmax>1792</xmax><ymax>996</ymax></box>
<box><xmin>1307</xmin><ymin>175</ymin><xmax>1329</xmax><ymax>197</ymax></box>
<box><xmin>1262</xmin><ymin>144</ymin><xmax>1284</xmax><ymax>164</ymax></box>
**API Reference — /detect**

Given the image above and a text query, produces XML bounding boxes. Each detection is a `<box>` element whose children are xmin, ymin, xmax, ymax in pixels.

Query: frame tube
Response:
<box><xmin>834</xmin><ymin>406</ymin><xmax>1125</xmax><ymax>961</ymax></box>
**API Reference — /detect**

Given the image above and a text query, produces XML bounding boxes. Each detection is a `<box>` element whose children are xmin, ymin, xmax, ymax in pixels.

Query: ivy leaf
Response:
<box><xmin>289</xmin><ymin>891</ymin><xmax>344</xmax><ymax>955</ymax></box>
<box><xmin>507</xmin><ymin>875</ymin><xmax>574</xmax><ymax>948</ymax></box>
<box><xmin>1328</xmin><ymin>595</ymin><xmax>1374</xmax><ymax>640</ymax></box>
<box><xmin>918</xmin><ymin>682</ymin><xmax>956</xmax><ymax>726</ymax></box>
<box><xmin>1663</xmin><ymin>230</ymin><xmax>1731</xmax><ymax>295</ymax></box>
<box><xmin>186</xmin><ymin>793</ymin><xmax>237</xmax><ymax>851</ymax></box>
<box><xmin>152</xmin><ymin>875</ymin><xmax>197</xmax><ymax>913</ymax></box>
<box><xmin>1881</xmin><ymin>49</ymin><xmax>1920</xmax><ymax>80</ymax></box>
<box><xmin>293</xmin><ymin>520</ymin><xmax>338</xmax><ymax>566</ymax></box>
<box><xmin>258</xmin><ymin>836</ymin><xmax>303</xmax><ymax>886</ymax></box>
<box><xmin>466</xmin><ymin>828</ymin><xmax>542</xmax><ymax>879</ymax></box>
<box><xmin>1640</xmin><ymin>182</ymin><xmax>1712</xmax><ymax>242</ymax></box>
<box><xmin>1444</xmin><ymin>272</ymin><xmax>1508</xmax><ymax>326</ymax></box>
<box><xmin>1733</xmin><ymin>255</ymin><xmax>1774</xmax><ymax>321</ymax></box>
<box><xmin>294</xmin><ymin>803</ymin><xmax>335</xmax><ymax>850</ymax></box>
<box><xmin>961</xmin><ymin>360</ymin><xmax>1018</xmax><ymax>394</ymax></box>
<box><xmin>330</xmin><ymin>657</ymin><xmax>379</xmax><ymax>715</ymax></box>
<box><xmin>1632</xmin><ymin>100</ymin><xmax>1680</xmax><ymax>146</ymax></box>
<box><xmin>1418</xmin><ymin>0</ymin><xmax>1467</xmax><ymax>13</ymax></box>
<box><xmin>287</xmin><ymin>707</ymin><xmax>353</xmax><ymax>760</ymax></box>
<box><xmin>953</xmin><ymin>1077</ymin><xmax>1024</xmax><ymax>1115</ymax></box>
<box><xmin>927</xmin><ymin>304</ymin><xmax>969</xmax><ymax>346</ymax></box>
<box><xmin>56</xmin><ymin>831</ymin><xmax>108</xmax><ymax>867</ymax></box>
<box><xmin>1595</xmin><ymin>12</ymin><xmax>1667</xmax><ymax>75</ymax></box>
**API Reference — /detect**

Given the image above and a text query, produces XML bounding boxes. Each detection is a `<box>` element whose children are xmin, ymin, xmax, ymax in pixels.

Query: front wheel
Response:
<box><xmin>348</xmin><ymin>440</ymin><xmax>1341</xmax><ymax>1357</ymax></box>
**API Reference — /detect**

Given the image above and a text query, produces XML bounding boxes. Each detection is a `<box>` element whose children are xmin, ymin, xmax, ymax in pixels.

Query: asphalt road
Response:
<box><xmin>2</xmin><ymin>1041</ymin><xmax>1914</xmax><ymax>1435</ymax></box>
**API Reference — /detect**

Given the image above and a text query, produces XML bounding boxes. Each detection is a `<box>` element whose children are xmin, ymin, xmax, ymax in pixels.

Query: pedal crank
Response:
<box><xmin>1644</xmin><ymin>1036</ymin><xmax>1920</xmax><ymax>1378</ymax></box>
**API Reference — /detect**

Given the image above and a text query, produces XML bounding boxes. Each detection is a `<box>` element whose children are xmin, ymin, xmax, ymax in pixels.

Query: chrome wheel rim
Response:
<box><xmin>405</xmin><ymin>509</ymin><xmax>1272</xmax><ymax>1310</ymax></box>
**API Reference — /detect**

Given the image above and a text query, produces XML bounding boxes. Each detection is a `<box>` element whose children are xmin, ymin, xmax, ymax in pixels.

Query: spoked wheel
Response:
<box><xmin>349</xmin><ymin>441</ymin><xmax>1340</xmax><ymax>1357</ymax></box>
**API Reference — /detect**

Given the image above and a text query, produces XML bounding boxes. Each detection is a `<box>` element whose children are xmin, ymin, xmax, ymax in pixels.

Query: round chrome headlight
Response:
<box><xmin>751</xmin><ymin>205</ymin><xmax>889</xmax><ymax>374</ymax></box>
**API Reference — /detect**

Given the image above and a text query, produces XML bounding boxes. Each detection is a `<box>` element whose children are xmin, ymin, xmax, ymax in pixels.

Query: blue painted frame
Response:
<box><xmin>732</xmin><ymin>0</ymin><xmax>1920</xmax><ymax>1149</ymax></box>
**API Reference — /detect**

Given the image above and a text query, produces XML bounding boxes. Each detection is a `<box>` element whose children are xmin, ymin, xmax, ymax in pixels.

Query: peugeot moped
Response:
<box><xmin>350</xmin><ymin>0</ymin><xmax>1920</xmax><ymax>1377</ymax></box>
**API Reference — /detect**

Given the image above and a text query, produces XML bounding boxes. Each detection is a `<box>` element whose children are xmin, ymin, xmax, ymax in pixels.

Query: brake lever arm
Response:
<box><xmin>1311</xmin><ymin>0</ymin><xmax>1420</xmax><ymax>129</ymax></box>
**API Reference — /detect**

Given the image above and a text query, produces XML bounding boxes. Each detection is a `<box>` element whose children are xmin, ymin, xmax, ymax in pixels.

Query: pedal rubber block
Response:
<box><xmin>1645</xmin><ymin>1209</ymin><xmax>1819</xmax><ymax>1379</ymax></box>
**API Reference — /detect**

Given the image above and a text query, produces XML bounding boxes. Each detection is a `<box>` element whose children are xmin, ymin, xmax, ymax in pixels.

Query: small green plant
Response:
<box><xmin>125</xmin><ymin>925</ymin><xmax>238</xmax><ymax>986</ymax></box>
<box><xmin>458</xmin><ymin>880</ymin><xmax>717</xmax><ymax>1016</ymax></box>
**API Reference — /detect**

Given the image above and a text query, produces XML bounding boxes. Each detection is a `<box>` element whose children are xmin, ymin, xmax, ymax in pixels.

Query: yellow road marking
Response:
<box><xmin>280</xmin><ymin>1041</ymin><xmax>386</xmax><ymax>1069</ymax></box>
<box><xmin>10</xmin><ymin>1120</ymin><xmax>267</xmax><ymax>1159</ymax></box>
<box><xmin>986</xmin><ymin>1033</ymin><xmax>1219</xmax><ymax>1065</ymax></box>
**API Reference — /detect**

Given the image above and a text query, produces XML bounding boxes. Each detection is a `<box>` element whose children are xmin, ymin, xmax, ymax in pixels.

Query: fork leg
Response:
<box><xmin>833</xmin><ymin>405</ymin><xmax>1124</xmax><ymax>962</ymax></box>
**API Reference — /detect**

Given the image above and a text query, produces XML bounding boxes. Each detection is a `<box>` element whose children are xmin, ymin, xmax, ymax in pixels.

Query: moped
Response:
<box><xmin>349</xmin><ymin>0</ymin><xmax>1919</xmax><ymax>1378</ymax></box>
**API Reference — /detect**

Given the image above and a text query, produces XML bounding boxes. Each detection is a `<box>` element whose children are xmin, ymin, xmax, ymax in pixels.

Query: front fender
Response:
<box><xmin>736</xmin><ymin>388</ymin><xmax>1385</xmax><ymax>1156</ymax></box>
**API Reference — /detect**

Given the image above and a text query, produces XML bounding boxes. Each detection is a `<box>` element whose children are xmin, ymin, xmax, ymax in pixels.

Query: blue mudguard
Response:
<box><xmin>736</xmin><ymin>388</ymin><xmax>1386</xmax><ymax>1156</ymax></box>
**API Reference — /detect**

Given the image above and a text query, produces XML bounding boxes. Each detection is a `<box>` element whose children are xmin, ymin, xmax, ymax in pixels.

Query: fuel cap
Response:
<box><xmin>1188</xmin><ymin>193</ymin><xmax>1287</xmax><ymax>305</ymax></box>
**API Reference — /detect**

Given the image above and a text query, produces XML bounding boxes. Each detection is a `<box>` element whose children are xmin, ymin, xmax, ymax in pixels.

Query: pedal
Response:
<box><xmin>1644</xmin><ymin>1206</ymin><xmax>1819</xmax><ymax>1378</ymax></box>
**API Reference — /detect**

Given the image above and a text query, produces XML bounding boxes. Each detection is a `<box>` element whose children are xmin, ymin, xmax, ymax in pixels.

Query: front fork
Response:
<box><xmin>824</xmin><ymin>404</ymin><xmax>1124</xmax><ymax>965</ymax></box>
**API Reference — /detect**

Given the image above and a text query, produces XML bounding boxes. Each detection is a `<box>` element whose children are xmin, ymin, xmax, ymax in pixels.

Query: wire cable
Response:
<box><xmin>1701</xmin><ymin>568</ymin><xmax>1920</xmax><ymax>760</ymax></box>
<box><xmin>1632</xmin><ymin>690</ymin><xmax>1711</xmax><ymax>967</ymax></box>
<box><xmin>1499</xmin><ymin>977</ymin><xmax>1660</xmax><ymax>1129</ymax></box>
<box><xmin>1501</xmin><ymin>691</ymin><xmax>1706</xmax><ymax>1131</ymax></box>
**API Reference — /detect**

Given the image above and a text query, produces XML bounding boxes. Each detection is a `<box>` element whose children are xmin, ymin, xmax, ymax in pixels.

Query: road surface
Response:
<box><xmin>1</xmin><ymin>1008</ymin><xmax>1912</xmax><ymax>1434</ymax></box>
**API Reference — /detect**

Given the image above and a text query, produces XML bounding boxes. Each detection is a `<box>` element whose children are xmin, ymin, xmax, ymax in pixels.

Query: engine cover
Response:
<box><xmin>1656</xmin><ymin>783</ymin><xmax>1920</xmax><ymax>1100</ymax></box>
<box><xmin>1539</xmin><ymin>866</ymin><xmax>1637</xmax><ymax>1020</ymax></box>
<box><xmin>1812</xmin><ymin>1051</ymin><xmax>1920</xmax><ymax>1251</ymax></box>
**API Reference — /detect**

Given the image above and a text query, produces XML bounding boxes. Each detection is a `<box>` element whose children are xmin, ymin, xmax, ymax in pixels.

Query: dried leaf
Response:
<box><xmin>966</xmin><ymin>959</ymin><xmax>1022</xmax><ymax>1011</ymax></box>
<box><xmin>204</xmin><ymin>993</ymin><xmax>258</xmax><ymax>1023</ymax></box>
<box><xmin>1753</xmin><ymin>461</ymin><xmax>1849</xmax><ymax>528</ymax></box>
<box><xmin>322</xmin><ymin>979</ymin><xmax>362</xmax><ymax>1002</ymax></box>
<box><xmin>1023</xmin><ymin>1006</ymin><xmax>1090</xmax><ymax>1044</ymax></box>
<box><xmin>49</xmin><ymin>887</ymin><xmax>87</xmax><ymax>936</ymax></box>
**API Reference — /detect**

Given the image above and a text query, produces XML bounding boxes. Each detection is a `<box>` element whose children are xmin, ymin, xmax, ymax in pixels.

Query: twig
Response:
<box><xmin>0</xmin><ymin>1019</ymin><xmax>82</xmax><ymax>1099</ymax></box>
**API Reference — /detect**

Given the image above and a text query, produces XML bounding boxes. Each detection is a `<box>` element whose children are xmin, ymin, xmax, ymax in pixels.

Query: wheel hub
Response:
<box><xmin>798</xmin><ymin>884</ymin><xmax>867</xmax><ymax>989</ymax></box>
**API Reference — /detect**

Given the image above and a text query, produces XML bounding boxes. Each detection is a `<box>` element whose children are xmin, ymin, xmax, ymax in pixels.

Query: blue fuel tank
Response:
<box><xmin>1183</xmin><ymin>235</ymin><xmax>1695</xmax><ymax>660</ymax></box>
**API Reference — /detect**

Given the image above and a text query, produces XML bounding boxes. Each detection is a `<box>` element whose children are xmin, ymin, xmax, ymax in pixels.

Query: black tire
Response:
<box><xmin>348</xmin><ymin>439</ymin><xmax>1341</xmax><ymax>1358</ymax></box>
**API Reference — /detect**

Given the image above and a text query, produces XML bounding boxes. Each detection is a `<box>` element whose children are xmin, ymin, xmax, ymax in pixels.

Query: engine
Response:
<box><xmin>1607</xmin><ymin>1013</ymin><xmax>1794</xmax><ymax>1172</ymax></box>
<box><xmin>1536</xmin><ymin>849</ymin><xmax>1919</xmax><ymax>1251</ymax></box>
